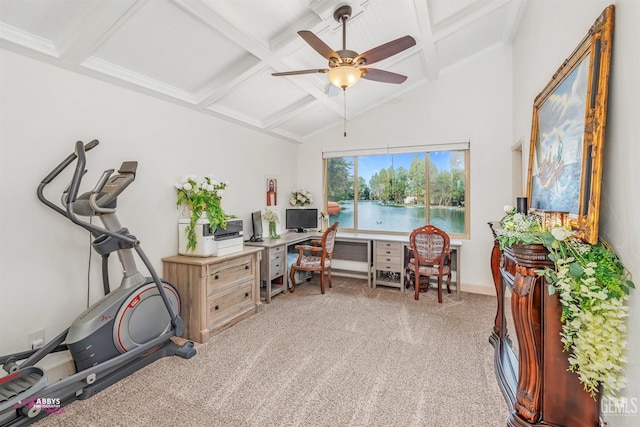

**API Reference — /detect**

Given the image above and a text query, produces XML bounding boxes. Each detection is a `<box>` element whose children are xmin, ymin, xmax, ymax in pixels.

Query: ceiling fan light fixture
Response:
<box><xmin>328</xmin><ymin>66</ymin><xmax>361</xmax><ymax>89</ymax></box>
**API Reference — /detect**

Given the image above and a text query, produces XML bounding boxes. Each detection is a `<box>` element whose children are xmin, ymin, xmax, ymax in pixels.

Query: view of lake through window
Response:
<box><xmin>326</xmin><ymin>150</ymin><xmax>467</xmax><ymax>236</ymax></box>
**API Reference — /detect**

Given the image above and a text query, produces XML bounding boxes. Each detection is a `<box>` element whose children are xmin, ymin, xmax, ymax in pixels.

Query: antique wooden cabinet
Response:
<box><xmin>162</xmin><ymin>247</ymin><xmax>263</xmax><ymax>343</ymax></box>
<box><xmin>489</xmin><ymin>224</ymin><xmax>599</xmax><ymax>426</ymax></box>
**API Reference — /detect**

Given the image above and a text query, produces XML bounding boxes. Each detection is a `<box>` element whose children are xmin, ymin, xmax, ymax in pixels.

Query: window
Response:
<box><xmin>324</xmin><ymin>143</ymin><xmax>469</xmax><ymax>238</ymax></box>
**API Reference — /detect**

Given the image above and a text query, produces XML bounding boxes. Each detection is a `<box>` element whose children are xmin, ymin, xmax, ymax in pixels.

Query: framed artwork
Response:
<box><xmin>266</xmin><ymin>176</ymin><xmax>277</xmax><ymax>207</ymax></box>
<box><xmin>526</xmin><ymin>5</ymin><xmax>614</xmax><ymax>244</ymax></box>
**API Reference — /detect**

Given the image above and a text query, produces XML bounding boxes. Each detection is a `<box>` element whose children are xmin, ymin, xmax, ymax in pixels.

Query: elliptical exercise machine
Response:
<box><xmin>0</xmin><ymin>140</ymin><xmax>195</xmax><ymax>426</ymax></box>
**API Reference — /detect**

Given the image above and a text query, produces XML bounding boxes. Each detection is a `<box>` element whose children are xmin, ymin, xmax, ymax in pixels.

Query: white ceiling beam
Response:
<box><xmin>430</xmin><ymin>0</ymin><xmax>512</xmax><ymax>41</ymax></box>
<box><xmin>174</xmin><ymin>0</ymin><xmax>272</xmax><ymax>60</ymax></box>
<box><xmin>413</xmin><ymin>0</ymin><xmax>439</xmax><ymax>81</ymax></box>
<box><xmin>263</xmin><ymin>96</ymin><xmax>318</xmax><ymax>129</ymax></box>
<box><xmin>501</xmin><ymin>0</ymin><xmax>528</xmax><ymax>45</ymax></box>
<box><xmin>56</xmin><ymin>0</ymin><xmax>144</xmax><ymax>63</ymax></box>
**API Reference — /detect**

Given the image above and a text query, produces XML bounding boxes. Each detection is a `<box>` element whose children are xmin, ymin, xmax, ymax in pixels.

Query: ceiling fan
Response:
<box><xmin>272</xmin><ymin>5</ymin><xmax>416</xmax><ymax>90</ymax></box>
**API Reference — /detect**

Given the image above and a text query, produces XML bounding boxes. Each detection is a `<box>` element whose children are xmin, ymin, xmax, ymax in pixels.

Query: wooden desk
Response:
<box><xmin>245</xmin><ymin>232</ymin><xmax>320</xmax><ymax>303</ymax></box>
<box><xmin>247</xmin><ymin>231</ymin><xmax>462</xmax><ymax>301</ymax></box>
<box><xmin>366</xmin><ymin>233</ymin><xmax>462</xmax><ymax>300</ymax></box>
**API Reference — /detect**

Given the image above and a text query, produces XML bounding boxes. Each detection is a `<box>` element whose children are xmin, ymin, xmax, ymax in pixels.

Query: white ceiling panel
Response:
<box><xmin>92</xmin><ymin>0</ymin><xmax>255</xmax><ymax>93</ymax></box>
<box><xmin>435</xmin><ymin>2</ymin><xmax>511</xmax><ymax>70</ymax></box>
<box><xmin>212</xmin><ymin>68</ymin><xmax>310</xmax><ymax>124</ymax></box>
<box><xmin>0</xmin><ymin>0</ymin><xmax>526</xmax><ymax>143</ymax></box>
<box><xmin>0</xmin><ymin>0</ymin><xmax>85</xmax><ymax>41</ymax></box>
<box><xmin>275</xmin><ymin>101</ymin><xmax>342</xmax><ymax>139</ymax></box>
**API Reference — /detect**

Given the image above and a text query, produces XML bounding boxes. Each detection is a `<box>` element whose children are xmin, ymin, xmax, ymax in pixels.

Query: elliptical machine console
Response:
<box><xmin>0</xmin><ymin>140</ymin><xmax>195</xmax><ymax>426</ymax></box>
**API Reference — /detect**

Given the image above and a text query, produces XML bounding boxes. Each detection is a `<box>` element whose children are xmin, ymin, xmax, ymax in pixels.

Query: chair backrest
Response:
<box><xmin>321</xmin><ymin>222</ymin><xmax>339</xmax><ymax>257</ymax></box>
<box><xmin>409</xmin><ymin>224</ymin><xmax>450</xmax><ymax>265</ymax></box>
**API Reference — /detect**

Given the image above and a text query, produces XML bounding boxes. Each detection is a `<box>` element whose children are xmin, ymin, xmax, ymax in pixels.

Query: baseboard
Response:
<box><xmin>460</xmin><ymin>283</ymin><xmax>496</xmax><ymax>296</ymax></box>
<box><xmin>35</xmin><ymin>350</ymin><xmax>76</xmax><ymax>383</ymax></box>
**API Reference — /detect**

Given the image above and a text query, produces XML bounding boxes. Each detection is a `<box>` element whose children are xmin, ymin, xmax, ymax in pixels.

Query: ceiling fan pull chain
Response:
<box><xmin>344</xmin><ymin>89</ymin><xmax>347</xmax><ymax>137</ymax></box>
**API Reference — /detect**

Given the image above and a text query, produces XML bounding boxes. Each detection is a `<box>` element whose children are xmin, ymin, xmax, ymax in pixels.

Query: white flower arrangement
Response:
<box><xmin>290</xmin><ymin>189</ymin><xmax>313</xmax><ymax>206</ymax></box>
<box><xmin>263</xmin><ymin>209</ymin><xmax>279</xmax><ymax>224</ymax></box>
<box><xmin>495</xmin><ymin>204</ymin><xmax>635</xmax><ymax>397</ymax></box>
<box><xmin>495</xmin><ymin>205</ymin><xmax>543</xmax><ymax>247</ymax></box>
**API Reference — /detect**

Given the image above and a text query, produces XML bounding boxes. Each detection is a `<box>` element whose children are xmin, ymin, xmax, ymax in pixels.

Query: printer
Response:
<box><xmin>178</xmin><ymin>218</ymin><xmax>243</xmax><ymax>257</ymax></box>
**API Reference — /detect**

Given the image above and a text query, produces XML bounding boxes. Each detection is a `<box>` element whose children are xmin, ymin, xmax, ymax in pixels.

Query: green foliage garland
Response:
<box><xmin>495</xmin><ymin>205</ymin><xmax>635</xmax><ymax>397</ymax></box>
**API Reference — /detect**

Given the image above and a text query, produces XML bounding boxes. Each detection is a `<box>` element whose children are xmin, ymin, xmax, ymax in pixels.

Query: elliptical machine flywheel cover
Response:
<box><xmin>112</xmin><ymin>281</ymin><xmax>180</xmax><ymax>353</ymax></box>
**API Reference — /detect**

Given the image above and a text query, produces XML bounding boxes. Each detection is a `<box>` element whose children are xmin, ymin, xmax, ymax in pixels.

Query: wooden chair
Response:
<box><xmin>405</xmin><ymin>225</ymin><xmax>451</xmax><ymax>303</ymax></box>
<box><xmin>289</xmin><ymin>222</ymin><xmax>339</xmax><ymax>294</ymax></box>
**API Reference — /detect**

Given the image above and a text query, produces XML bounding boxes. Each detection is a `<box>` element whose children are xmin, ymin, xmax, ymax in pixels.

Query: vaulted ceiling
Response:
<box><xmin>0</xmin><ymin>0</ymin><xmax>526</xmax><ymax>143</ymax></box>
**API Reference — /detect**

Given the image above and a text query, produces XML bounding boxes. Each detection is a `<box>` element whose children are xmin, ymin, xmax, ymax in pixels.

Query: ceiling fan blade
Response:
<box><xmin>361</xmin><ymin>68</ymin><xmax>408</xmax><ymax>84</ymax></box>
<box><xmin>272</xmin><ymin>69</ymin><xmax>329</xmax><ymax>76</ymax></box>
<box><xmin>298</xmin><ymin>30</ymin><xmax>341</xmax><ymax>61</ymax></box>
<box><xmin>355</xmin><ymin>35</ymin><xmax>416</xmax><ymax>66</ymax></box>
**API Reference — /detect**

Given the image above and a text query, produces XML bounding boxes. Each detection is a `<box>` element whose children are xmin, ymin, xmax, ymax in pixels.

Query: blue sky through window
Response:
<box><xmin>357</xmin><ymin>152</ymin><xmax>450</xmax><ymax>182</ymax></box>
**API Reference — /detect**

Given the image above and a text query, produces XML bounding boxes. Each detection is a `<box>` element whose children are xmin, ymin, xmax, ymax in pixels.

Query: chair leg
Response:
<box><xmin>289</xmin><ymin>267</ymin><xmax>296</xmax><ymax>293</ymax></box>
<box><xmin>319</xmin><ymin>270</ymin><xmax>325</xmax><ymax>294</ymax></box>
<box><xmin>414</xmin><ymin>274</ymin><xmax>419</xmax><ymax>300</ymax></box>
<box><xmin>437</xmin><ymin>276</ymin><xmax>443</xmax><ymax>303</ymax></box>
<box><xmin>446</xmin><ymin>273</ymin><xmax>452</xmax><ymax>294</ymax></box>
<box><xmin>327</xmin><ymin>268</ymin><xmax>332</xmax><ymax>289</ymax></box>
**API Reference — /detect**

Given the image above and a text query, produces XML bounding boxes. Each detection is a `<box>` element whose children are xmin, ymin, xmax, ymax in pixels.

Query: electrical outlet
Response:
<box><xmin>27</xmin><ymin>329</ymin><xmax>45</xmax><ymax>350</ymax></box>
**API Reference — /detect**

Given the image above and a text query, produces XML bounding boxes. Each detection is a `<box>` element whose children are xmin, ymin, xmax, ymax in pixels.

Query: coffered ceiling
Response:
<box><xmin>0</xmin><ymin>0</ymin><xmax>526</xmax><ymax>143</ymax></box>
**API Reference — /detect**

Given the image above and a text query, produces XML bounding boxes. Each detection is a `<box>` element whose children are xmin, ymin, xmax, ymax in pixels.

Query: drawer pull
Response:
<box><xmin>214</xmin><ymin>274</ymin><xmax>219</xmax><ymax>280</ymax></box>
<box><xmin>245</xmin><ymin>265</ymin><xmax>249</xmax><ymax>270</ymax></box>
<box><xmin>386</xmin><ymin>258</ymin><xmax>391</xmax><ymax>262</ymax></box>
<box><xmin>214</xmin><ymin>305</ymin><xmax>219</xmax><ymax>310</ymax></box>
<box><xmin>386</xmin><ymin>251</ymin><xmax>391</xmax><ymax>254</ymax></box>
<box><xmin>245</xmin><ymin>292</ymin><xmax>249</xmax><ymax>297</ymax></box>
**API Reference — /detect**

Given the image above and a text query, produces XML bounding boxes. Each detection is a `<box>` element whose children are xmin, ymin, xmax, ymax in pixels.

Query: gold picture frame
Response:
<box><xmin>526</xmin><ymin>5</ymin><xmax>614</xmax><ymax>244</ymax></box>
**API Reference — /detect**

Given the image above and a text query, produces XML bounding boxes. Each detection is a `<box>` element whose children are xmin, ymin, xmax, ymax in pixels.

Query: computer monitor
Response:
<box><xmin>285</xmin><ymin>208</ymin><xmax>318</xmax><ymax>233</ymax></box>
<box><xmin>251</xmin><ymin>211</ymin><xmax>263</xmax><ymax>242</ymax></box>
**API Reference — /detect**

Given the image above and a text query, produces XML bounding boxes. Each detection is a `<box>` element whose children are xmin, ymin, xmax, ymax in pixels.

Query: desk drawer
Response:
<box><xmin>207</xmin><ymin>278</ymin><xmax>254</xmax><ymax>330</ymax></box>
<box><xmin>270</xmin><ymin>244</ymin><xmax>285</xmax><ymax>258</ymax></box>
<box><xmin>376</xmin><ymin>254</ymin><xmax>402</xmax><ymax>269</ymax></box>
<box><xmin>270</xmin><ymin>246</ymin><xmax>286</xmax><ymax>279</ymax></box>
<box><xmin>376</xmin><ymin>241</ymin><xmax>403</xmax><ymax>257</ymax></box>
<box><xmin>206</xmin><ymin>255</ymin><xmax>254</xmax><ymax>296</ymax></box>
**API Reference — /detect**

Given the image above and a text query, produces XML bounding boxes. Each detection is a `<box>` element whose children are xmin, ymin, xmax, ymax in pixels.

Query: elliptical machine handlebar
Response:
<box><xmin>64</xmin><ymin>141</ymin><xmax>138</xmax><ymax>245</ymax></box>
<box><xmin>37</xmin><ymin>140</ymin><xmax>99</xmax><ymax>220</ymax></box>
<box><xmin>67</xmin><ymin>140</ymin><xmax>88</xmax><ymax>205</ymax></box>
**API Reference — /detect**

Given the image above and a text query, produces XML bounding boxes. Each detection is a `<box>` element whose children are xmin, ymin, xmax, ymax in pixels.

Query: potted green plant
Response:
<box><xmin>175</xmin><ymin>174</ymin><xmax>227</xmax><ymax>252</ymax></box>
<box><xmin>495</xmin><ymin>205</ymin><xmax>635</xmax><ymax>397</ymax></box>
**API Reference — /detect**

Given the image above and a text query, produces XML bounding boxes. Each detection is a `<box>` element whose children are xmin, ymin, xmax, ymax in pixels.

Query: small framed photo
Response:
<box><xmin>266</xmin><ymin>176</ymin><xmax>277</xmax><ymax>207</ymax></box>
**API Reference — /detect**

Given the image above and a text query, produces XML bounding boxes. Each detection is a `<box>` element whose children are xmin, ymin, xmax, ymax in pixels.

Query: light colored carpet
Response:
<box><xmin>35</xmin><ymin>276</ymin><xmax>509</xmax><ymax>427</ymax></box>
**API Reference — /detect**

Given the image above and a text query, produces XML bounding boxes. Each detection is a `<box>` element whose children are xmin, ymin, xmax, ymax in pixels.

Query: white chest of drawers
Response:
<box><xmin>373</xmin><ymin>240</ymin><xmax>405</xmax><ymax>290</ymax></box>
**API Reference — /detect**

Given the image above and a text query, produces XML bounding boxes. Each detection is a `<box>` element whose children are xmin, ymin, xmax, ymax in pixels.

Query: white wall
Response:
<box><xmin>301</xmin><ymin>46</ymin><xmax>514</xmax><ymax>293</ymax></box>
<box><xmin>2</xmin><ymin>3</ymin><xmax>638</xmax><ymax>419</ymax></box>
<box><xmin>513</xmin><ymin>0</ymin><xmax>639</xmax><ymax>424</ymax></box>
<box><xmin>0</xmin><ymin>50</ymin><xmax>297</xmax><ymax>355</ymax></box>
